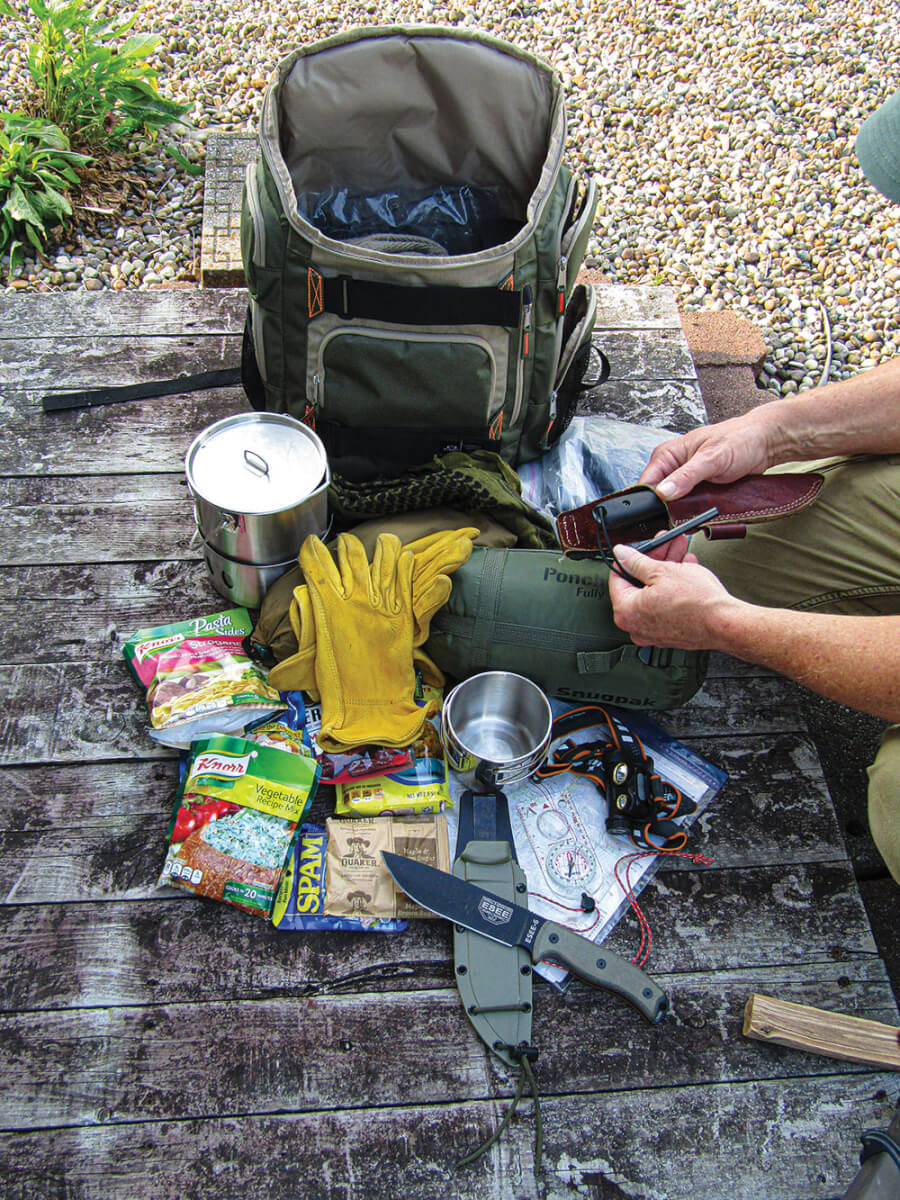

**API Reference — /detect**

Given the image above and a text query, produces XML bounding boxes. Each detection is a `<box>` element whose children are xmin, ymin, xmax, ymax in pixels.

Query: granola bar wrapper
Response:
<box><xmin>324</xmin><ymin>814</ymin><xmax>450</xmax><ymax>920</ymax></box>
<box><xmin>159</xmin><ymin>734</ymin><xmax>320</xmax><ymax>918</ymax></box>
<box><xmin>124</xmin><ymin>609</ymin><xmax>285</xmax><ymax>749</ymax></box>
<box><xmin>333</xmin><ymin>717</ymin><xmax>451</xmax><ymax>817</ymax></box>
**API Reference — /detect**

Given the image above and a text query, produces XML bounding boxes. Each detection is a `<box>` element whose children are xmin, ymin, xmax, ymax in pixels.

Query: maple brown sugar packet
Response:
<box><xmin>324</xmin><ymin>814</ymin><xmax>450</xmax><ymax>920</ymax></box>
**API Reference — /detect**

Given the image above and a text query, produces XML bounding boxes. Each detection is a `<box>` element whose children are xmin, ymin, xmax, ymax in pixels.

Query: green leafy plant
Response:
<box><xmin>1</xmin><ymin>112</ymin><xmax>91</xmax><ymax>271</ymax></box>
<box><xmin>0</xmin><ymin>0</ymin><xmax>190</xmax><ymax>147</ymax></box>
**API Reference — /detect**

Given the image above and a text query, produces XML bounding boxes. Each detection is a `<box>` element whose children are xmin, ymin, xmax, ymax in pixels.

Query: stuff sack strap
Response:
<box><xmin>42</xmin><ymin>367</ymin><xmax>242</xmax><ymax>413</ymax></box>
<box><xmin>310</xmin><ymin>270</ymin><xmax>523</xmax><ymax>328</ymax></box>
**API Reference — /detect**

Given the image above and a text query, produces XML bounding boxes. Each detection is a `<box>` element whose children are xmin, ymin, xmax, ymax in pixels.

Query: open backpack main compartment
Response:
<box><xmin>241</xmin><ymin>26</ymin><xmax>602</xmax><ymax>481</ymax></box>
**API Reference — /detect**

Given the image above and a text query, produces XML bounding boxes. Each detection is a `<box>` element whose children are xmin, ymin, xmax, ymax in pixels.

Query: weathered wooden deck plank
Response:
<box><xmin>0</xmin><ymin>564</ymin><xmax>771</xmax><ymax>678</ymax></box>
<box><xmin>0</xmin><ymin>375</ymin><xmax>701</xmax><ymax>475</ymax></box>
<box><xmin>0</xmin><ymin>962</ymin><xmax>894</xmax><ymax>1133</ymax></box>
<box><xmin>0</xmin><ymin>328</ymin><xmax>692</xmax><ymax>393</ymax></box>
<box><xmin>0</xmin><ymin>862</ymin><xmax>877</xmax><ymax>1011</ymax></box>
<box><xmin>0</xmin><ymin>284</ymin><xmax>685</xmax><ymax>339</ymax></box>
<box><xmin>0</xmin><ymin>665</ymin><xmax>816</xmax><ymax>765</ymax></box>
<box><xmin>0</xmin><ymin>334</ymin><xmax>237</xmax><ymax>389</ymax></box>
<box><xmin>0</xmin><ymin>390</ymin><xmax>245</xmax><ymax>476</ymax></box>
<box><xmin>0</xmin><ymin>1071</ymin><xmax>893</xmax><ymax>1200</ymax></box>
<box><xmin>0</xmin><ymin>288</ymin><xmax>249</xmax><ymax>338</ymax></box>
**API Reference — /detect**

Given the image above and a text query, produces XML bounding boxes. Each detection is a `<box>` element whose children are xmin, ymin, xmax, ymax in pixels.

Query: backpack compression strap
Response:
<box><xmin>308</xmin><ymin>270</ymin><xmax>523</xmax><ymax>327</ymax></box>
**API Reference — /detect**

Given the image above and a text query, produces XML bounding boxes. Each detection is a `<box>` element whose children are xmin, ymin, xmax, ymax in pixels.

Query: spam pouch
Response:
<box><xmin>160</xmin><ymin>734</ymin><xmax>320</xmax><ymax>918</ymax></box>
<box><xmin>272</xmin><ymin>823</ymin><xmax>407</xmax><ymax>932</ymax></box>
<box><xmin>124</xmin><ymin>609</ymin><xmax>285</xmax><ymax>748</ymax></box>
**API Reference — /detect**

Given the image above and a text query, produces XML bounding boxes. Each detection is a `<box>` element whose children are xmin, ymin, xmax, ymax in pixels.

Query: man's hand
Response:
<box><xmin>608</xmin><ymin>540</ymin><xmax>744</xmax><ymax>650</ymax></box>
<box><xmin>638</xmin><ymin>408</ymin><xmax>780</xmax><ymax>500</ymax></box>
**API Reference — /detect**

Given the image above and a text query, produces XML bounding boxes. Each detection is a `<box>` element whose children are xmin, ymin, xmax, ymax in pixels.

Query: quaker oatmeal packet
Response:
<box><xmin>124</xmin><ymin>609</ymin><xmax>285</xmax><ymax>748</ymax></box>
<box><xmin>324</xmin><ymin>814</ymin><xmax>449</xmax><ymax>921</ymax></box>
<box><xmin>160</xmin><ymin>734</ymin><xmax>320</xmax><ymax>919</ymax></box>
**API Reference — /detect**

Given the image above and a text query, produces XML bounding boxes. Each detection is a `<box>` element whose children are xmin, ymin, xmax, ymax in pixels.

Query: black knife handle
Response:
<box><xmin>532</xmin><ymin>922</ymin><xmax>668</xmax><ymax>1023</ymax></box>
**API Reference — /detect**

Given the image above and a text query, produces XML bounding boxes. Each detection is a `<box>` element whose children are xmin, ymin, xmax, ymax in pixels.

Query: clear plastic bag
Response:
<box><xmin>296</xmin><ymin>184</ymin><xmax>521</xmax><ymax>255</ymax></box>
<box><xmin>517</xmin><ymin>416</ymin><xmax>672</xmax><ymax>522</ymax></box>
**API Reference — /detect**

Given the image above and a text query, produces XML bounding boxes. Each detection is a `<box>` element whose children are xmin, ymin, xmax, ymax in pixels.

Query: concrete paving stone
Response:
<box><xmin>682</xmin><ymin>309</ymin><xmax>769</xmax><ymax>374</ymax></box>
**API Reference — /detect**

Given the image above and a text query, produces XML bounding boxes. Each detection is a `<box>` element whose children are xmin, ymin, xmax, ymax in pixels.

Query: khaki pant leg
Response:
<box><xmin>693</xmin><ymin>455</ymin><xmax>900</xmax><ymax>615</ymax></box>
<box><xmin>694</xmin><ymin>456</ymin><xmax>900</xmax><ymax>884</ymax></box>
<box><xmin>868</xmin><ymin>726</ymin><xmax>900</xmax><ymax>884</ymax></box>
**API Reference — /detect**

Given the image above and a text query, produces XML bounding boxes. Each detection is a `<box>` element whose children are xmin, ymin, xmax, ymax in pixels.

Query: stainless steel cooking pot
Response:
<box><xmin>200</xmin><ymin>536</ymin><xmax>296</xmax><ymax>610</ymax></box>
<box><xmin>186</xmin><ymin>413</ymin><xmax>329</xmax><ymax>565</ymax></box>
<box><xmin>441</xmin><ymin>671</ymin><xmax>552</xmax><ymax>790</ymax></box>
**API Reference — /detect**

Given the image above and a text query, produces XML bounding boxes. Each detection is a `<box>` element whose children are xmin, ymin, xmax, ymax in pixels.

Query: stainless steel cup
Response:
<box><xmin>441</xmin><ymin>671</ymin><xmax>552</xmax><ymax>790</ymax></box>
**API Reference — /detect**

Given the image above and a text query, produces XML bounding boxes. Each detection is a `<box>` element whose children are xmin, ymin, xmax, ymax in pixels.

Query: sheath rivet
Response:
<box><xmin>549</xmin><ymin>933</ymin><xmax>559</xmax><ymax>944</ymax></box>
<box><xmin>643</xmin><ymin>988</ymin><xmax>653</xmax><ymax>998</ymax></box>
<box><xmin>516</xmin><ymin>883</ymin><xmax>526</xmax><ymax>893</ymax></box>
<box><xmin>596</xmin><ymin>958</ymin><xmax>606</xmax><ymax>969</ymax></box>
<box><xmin>520</xmin><ymin>965</ymin><xmax>531</xmax><ymax>976</ymax></box>
<box><xmin>456</xmin><ymin>964</ymin><xmax>468</xmax><ymax>975</ymax></box>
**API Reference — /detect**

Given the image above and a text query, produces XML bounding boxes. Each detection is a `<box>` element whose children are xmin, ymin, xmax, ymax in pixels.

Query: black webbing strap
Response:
<box><xmin>314</xmin><ymin>417</ymin><xmax>493</xmax><ymax>464</ymax></box>
<box><xmin>315</xmin><ymin>272</ymin><xmax>523</xmax><ymax>328</ymax></box>
<box><xmin>41</xmin><ymin>368</ymin><xmax>242</xmax><ymax>413</ymax></box>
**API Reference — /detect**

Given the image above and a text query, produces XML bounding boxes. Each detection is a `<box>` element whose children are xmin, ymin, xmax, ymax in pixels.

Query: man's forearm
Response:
<box><xmin>763</xmin><ymin>356</ymin><xmax>900</xmax><ymax>464</ymax></box>
<box><xmin>714</xmin><ymin>605</ymin><xmax>900</xmax><ymax>722</ymax></box>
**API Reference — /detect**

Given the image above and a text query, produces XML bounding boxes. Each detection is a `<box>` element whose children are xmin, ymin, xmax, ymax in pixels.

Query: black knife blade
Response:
<box><xmin>382</xmin><ymin>851</ymin><xmax>668</xmax><ymax>1024</ymax></box>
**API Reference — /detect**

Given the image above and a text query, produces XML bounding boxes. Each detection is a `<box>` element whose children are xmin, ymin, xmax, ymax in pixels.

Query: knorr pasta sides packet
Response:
<box><xmin>124</xmin><ymin>609</ymin><xmax>285</xmax><ymax>748</ymax></box>
<box><xmin>160</xmin><ymin>735</ymin><xmax>320</xmax><ymax>918</ymax></box>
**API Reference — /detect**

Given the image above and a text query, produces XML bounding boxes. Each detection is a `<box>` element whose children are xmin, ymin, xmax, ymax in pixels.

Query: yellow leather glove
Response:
<box><xmin>402</xmin><ymin>527</ymin><xmax>478</xmax><ymax>644</ymax></box>
<box><xmin>267</xmin><ymin>584</ymin><xmax>317</xmax><ymax>695</ymax></box>
<box><xmin>267</xmin><ymin>526</ymin><xmax>478</xmax><ymax>693</ymax></box>
<box><xmin>301</xmin><ymin>532</ymin><xmax>425</xmax><ymax>751</ymax></box>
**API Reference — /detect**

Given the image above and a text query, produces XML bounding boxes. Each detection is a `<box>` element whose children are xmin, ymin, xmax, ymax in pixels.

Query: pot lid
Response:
<box><xmin>186</xmin><ymin>413</ymin><xmax>327</xmax><ymax>513</ymax></box>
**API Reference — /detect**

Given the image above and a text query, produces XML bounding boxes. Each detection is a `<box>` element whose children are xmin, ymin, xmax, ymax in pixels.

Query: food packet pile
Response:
<box><xmin>272</xmin><ymin>823</ymin><xmax>407</xmax><ymax>932</ymax></box>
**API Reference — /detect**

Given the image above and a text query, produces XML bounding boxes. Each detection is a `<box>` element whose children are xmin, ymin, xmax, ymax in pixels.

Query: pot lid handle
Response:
<box><xmin>243</xmin><ymin>449</ymin><xmax>270</xmax><ymax>478</ymax></box>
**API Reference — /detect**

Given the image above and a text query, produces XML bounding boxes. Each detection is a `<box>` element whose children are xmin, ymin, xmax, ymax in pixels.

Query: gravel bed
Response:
<box><xmin>3</xmin><ymin>0</ymin><xmax>899</xmax><ymax>395</ymax></box>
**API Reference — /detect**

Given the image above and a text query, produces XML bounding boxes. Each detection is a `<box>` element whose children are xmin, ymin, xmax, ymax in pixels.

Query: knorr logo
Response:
<box><xmin>188</xmin><ymin>751</ymin><xmax>253</xmax><ymax>782</ymax></box>
<box><xmin>134</xmin><ymin>634</ymin><xmax>183</xmax><ymax>664</ymax></box>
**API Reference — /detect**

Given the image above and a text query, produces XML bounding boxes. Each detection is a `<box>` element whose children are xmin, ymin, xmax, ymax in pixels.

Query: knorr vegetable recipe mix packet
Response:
<box><xmin>160</xmin><ymin>735</ymin><xmax>320</xmax><ymax>918</ymax></box>
<box><xmin>124</xmin><ymin>609</ymin><xmax>285</xmax><ymax>748</ymax></box>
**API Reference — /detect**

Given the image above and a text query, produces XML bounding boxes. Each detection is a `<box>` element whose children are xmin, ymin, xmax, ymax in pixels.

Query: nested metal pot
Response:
<box><xmin>186</xmin><ymin>412</ymin><xmax>329</xmax><ymax>566</ymax></box>
<box><xmin>200</xmin><ymin>537</ymin><xmax>297</xmax><ymax>610</ymax></box>
<box><xmin>441</xmin><ymin>671</ymin><xmax>553</xmax><ymax>790</ymax></box>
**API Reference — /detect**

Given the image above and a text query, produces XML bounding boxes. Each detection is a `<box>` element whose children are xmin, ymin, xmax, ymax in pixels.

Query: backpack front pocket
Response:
<box><xmin>310</xmin><ymin>327</ymin><xmax>504</xmax><ymax>477</ymax></box>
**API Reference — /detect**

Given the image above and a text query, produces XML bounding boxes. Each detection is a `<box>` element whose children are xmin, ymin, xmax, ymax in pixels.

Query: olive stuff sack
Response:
<box><xmin>425</xmin><ymin>547</ymin><xmax>708</xmax><ymax>710</ymax></box>
<box><xmin>240</xmin><ymin>27</ymin><xmax>604</xmax><ymax>481</ymax></box>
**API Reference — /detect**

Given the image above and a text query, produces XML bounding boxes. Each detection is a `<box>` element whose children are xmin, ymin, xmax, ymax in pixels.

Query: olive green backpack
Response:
<box><xmin>241</xmin><ymin>26</ymin><xmax>605</xmax><ymax>481</ymax></box>
<box><xmin>426</xmin><ymin>547</ymin><xmax>708</xmax><ymax>710</ymax></box>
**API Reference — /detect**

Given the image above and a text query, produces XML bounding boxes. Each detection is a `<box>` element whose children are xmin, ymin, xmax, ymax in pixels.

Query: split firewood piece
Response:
<box><xmin>743</xmin><ymin>993</ymin><xmax>900</xmax><ymax>1070</ymax></box>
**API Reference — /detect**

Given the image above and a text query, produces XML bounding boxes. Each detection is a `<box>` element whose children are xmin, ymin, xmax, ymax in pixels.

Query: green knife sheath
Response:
<box><xmin>453</xmin><ymin>840</ymin><xmax>534</xmax><ymax>1070</ymax></box>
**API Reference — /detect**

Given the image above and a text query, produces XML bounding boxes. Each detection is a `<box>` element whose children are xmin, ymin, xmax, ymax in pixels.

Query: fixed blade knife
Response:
<box><xmin>382</xmin><ymin>851</ymin><xmax>668</xmax><ymax>1023</ymax></box>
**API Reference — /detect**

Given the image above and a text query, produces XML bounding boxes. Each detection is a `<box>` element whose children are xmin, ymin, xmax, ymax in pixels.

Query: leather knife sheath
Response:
<box><xmin>556</xmin><ymin>472</ymin><xmax>825</xmax><ymax>555</ymax></box>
